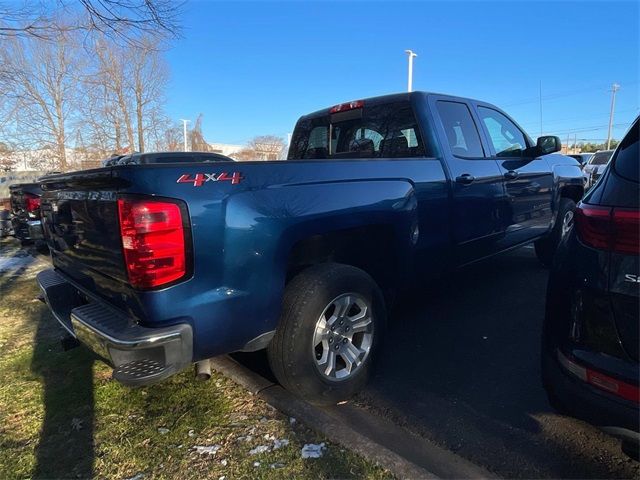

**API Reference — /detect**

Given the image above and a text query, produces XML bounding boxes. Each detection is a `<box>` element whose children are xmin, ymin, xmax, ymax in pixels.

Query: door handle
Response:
<box><xmin>504</xmin><ymin>170</ymin><xmax>519</xmax><ymax>180</ymax></box>
<box><xmin>455</xmin><ymin>173</ymin><xmax>475</xmax><ymax>185</ymax></box>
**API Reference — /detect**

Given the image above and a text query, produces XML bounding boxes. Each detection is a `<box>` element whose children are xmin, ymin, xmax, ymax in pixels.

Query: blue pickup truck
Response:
<box><xmin>37</xmin><ymin>92</ymin><xmax>584</xmax><ymax>405</ymax></box>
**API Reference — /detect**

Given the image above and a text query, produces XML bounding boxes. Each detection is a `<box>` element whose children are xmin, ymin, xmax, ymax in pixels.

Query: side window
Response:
<box><xmin>478</xmin><ymin>107</ymin><xmax>527</xmax><ymax>157</ymax></box>
<box><xmin>436</xmin><ymin>101</ymin><xmax>485</xmax><ymax>158</ymax></box>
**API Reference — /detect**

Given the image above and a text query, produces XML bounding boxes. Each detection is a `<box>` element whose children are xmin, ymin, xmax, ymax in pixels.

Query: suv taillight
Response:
<box><xmin>117</xmin><ymin>197</ymin><xmax>190</xmax><ymax>289</ymax></box>
<box><xmin>575</xmin><ymin>203</ymin><xmax>639</xmax><ymax>255</ymax></box>
<box><xmin>24</xmin><ymin>193</ymin><xmax>40</xmax><ymax>213</ymax></box>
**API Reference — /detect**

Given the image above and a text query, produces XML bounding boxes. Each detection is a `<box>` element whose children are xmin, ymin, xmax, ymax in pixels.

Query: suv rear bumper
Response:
<box><xmin>37</xmin><ymin>268</ymin><xmax>193</xmax><ymax>386</ymax></box>
<box><xmin>544</xmin><ymin>348</ymin><xmax>639</xmax><ymax>439</ymax></box>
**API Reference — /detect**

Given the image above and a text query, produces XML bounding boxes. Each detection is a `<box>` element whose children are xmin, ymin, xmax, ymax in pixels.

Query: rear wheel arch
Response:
<box><xmin>559</xmin><ymin>184</ymin><xmax>584</xmax><ymax>204</ymax></box>
<box><xmin>284</xmin><ymin>224</ymin><xmax>407</xmax><ymax>302</ymax></box>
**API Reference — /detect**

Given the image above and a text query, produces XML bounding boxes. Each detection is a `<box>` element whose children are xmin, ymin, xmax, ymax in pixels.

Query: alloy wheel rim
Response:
<box><xmin>312</xmin><ymin>293</ymin><xmax>374</xmax><ymax>381</ymax></box>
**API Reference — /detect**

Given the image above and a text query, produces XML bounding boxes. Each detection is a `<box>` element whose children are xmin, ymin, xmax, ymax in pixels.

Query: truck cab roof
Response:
<box><xmin>299</xmin><ymin>91</ymin><xmax>484</xmax><ymax>119</ymax></box>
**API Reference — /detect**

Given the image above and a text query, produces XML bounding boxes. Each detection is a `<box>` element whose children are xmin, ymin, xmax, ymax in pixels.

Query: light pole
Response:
<box><xmin>606</xmin><ymin>83</ymin><xmax>620</xmax><ymax>150</ymax></box>
<box><xmin>180</xmin><ymin>119</ymin><xmax>191</xmax><ymax>152</ymax></box>
<box><xmin>405</xmin><ymin>50</ymin><xmax>417</xmax><ymax>92</ymax></box>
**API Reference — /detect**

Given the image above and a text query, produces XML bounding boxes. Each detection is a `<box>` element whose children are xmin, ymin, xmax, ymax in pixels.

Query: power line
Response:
<box><xmin>501</xmin><ymin>80</ymin><xmax>639</xmax><ymax>108</ymax></box>
<box><xmin>551</xmin><ymin>122</ymin><xmax>629</xmax><ymax>135</ymax></box>
<box><xmin>519</xmin><ymin>107</ymin><xmax>639</xmax><ymax>129</ymax></box>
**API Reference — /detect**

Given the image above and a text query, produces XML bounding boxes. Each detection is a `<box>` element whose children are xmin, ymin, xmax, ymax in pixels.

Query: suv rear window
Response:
<box><xmin>288</xmin><ymin>102</ymin><xmax>428</xmax><ymax>159</ymax></box>
<box><xmin>612</xmin><ymin>121</ymin><xmax>639</xmax><ymax>183</ymax></box>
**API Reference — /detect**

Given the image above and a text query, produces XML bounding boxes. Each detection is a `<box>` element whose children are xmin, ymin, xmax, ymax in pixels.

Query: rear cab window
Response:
<box><xmin>288</xmin><ymin>101</ymin><xmax>429</xmax><ymax>159</ymax></box>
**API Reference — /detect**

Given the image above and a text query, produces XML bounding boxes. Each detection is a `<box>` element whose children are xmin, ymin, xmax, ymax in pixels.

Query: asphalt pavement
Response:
<box><xmin>359</xmin><ymin>246</ymin><xmax>639</xmax><ymax>478</ymax></box>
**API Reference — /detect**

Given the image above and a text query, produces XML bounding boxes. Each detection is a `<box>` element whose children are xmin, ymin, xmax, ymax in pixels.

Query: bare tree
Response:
<box><xmin>247</xmin><ymin>135</ymin><xmax>286</xmax><ymax>160</ymax></box>
<box><xmin>83</xmin><ymin>35</ymin><xmax>135</xmax><ymax>155</ymax></box>
<box><xmin>0</xmin><ymin>142</ymin><xmax>17</xmax><ymax>172</ymax></box>
<box><xmin>81</xmin><ymin>33</ymin><xmax>169</xmax><ymax>156</ymax></box>
<box><xmin>0</xmin><ymin>12</ymin><xmax>173</xmax><ymax>170</ymax></box>
<box><xmin>233</xmin><ymin>149</ymin><xmax>258</xmax><ymax>161</ymax></box>
<box><xmin>160</xmin><ymin>123</ymin><xmax>185</xmax><ymax>152</ymax></box>
<box><xmin>128</xmin><ymin>36</ymin><xmax>168</xmax><ymax>152</ymax></box>
<box><xmin>0</xmin><ymin>30</ymin><xmax>83</xmax><ymax>170</ymax></box>
<box><xmin>0</xmin><ymin>1</ymin><xmax>183</xmax><ymax>44</ymax></box>
<box><xmin>189</xmin><ymin>114</ymin><xmax>212</xmax><ymax>152</ymax></box>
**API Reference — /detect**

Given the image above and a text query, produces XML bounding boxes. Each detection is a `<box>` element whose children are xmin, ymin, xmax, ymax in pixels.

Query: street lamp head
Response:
<box><xmin>405</xmin><ymin>49</ymin><xmax>417</xmax><ymax>57</ymax></box>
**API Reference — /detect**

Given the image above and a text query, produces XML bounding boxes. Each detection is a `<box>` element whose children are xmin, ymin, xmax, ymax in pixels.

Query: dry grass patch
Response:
<box><xmin>0</xmin><ymin>242</ymin><xmax>391</xmax><ymax>479</ymax></box>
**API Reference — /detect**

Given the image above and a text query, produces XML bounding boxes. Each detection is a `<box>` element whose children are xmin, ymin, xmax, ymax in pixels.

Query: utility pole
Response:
<box><xmin>180</xmin><ymin>119</ymin><xmax>191</xmax><ymax>152</ymax></box>
<box><xmin>405</xmin><ymin>50</ymin><xmax>417</xmax><ymax>92</ymax></box>
<box><xmin>539</xmin><ymin>80</ymin><xmax>543</xmax><ymax>137</ymax></box>
<box><xmin>574</xmin><ymin>134</ymin><xmax>577</xmax><ymax>154</ymax></box>
<box><xmin>606</xmin><ymin>83</ymin><xmax>620</xmax><ymax>150</ymax></box>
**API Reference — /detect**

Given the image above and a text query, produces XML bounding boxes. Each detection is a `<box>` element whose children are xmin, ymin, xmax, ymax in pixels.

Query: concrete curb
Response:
<box><xmin>211</xmin><ymin>355</ymin><xmax>495</xmax><ymax>479</ymax></box>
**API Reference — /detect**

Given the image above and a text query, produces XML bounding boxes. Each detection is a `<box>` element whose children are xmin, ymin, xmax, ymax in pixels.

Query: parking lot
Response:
<box><xmin>359</xmin><ymin>246</ymin><xmax>638</xmax><ymax>478</ymax></box>
<box><xmin>237</xmin><ymin>246</ymin><xmax>639</xmax><ymax>478</ymax></box>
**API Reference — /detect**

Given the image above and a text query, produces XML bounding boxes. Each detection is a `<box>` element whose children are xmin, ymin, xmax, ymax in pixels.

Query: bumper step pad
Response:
<box><xmin>114</xmin><ymin>358</ymin><xmax>167</xmax><ymax>384</ymax></box>
<box><xmin>37</xmin><ymin>268</ymin><xmax>193</xmax><ymax>387</ymax></box>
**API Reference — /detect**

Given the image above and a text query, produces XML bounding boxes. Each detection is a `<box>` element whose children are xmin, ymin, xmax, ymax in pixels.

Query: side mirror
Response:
<box><xmin>537</xmin><ymin>136</ymin><xmax>561</xmax><ymax>155</ymax></box>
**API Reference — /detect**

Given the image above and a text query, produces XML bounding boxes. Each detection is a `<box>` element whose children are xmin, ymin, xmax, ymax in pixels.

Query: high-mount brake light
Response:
<box><xmin>575</xmin><ymin>203</ymin><xmax>639</xmax><ymax>255</ymax></box>
<box><xmin>117</xmin><ymin>197</ymin><xmax>188</xmax><ymax>289</ymax></box>
<box><xmin>24</xmin><ymin>193</ymin><xmax>40</xmax><ymax>213</ymax></box>
<box><xmin>329</xmin><ymin>100</ymin><xmax>365</xmax><ymax>114</ymax></box>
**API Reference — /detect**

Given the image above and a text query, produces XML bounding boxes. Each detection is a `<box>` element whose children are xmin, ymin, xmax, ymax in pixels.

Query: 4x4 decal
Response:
<box><xmin>177</xmin><ymin>172</ymin><xmax>243</xmax><ymax>187</ymax></box>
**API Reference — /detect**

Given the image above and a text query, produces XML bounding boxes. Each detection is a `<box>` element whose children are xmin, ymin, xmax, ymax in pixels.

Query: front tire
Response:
<box><xmin>535</xmin><ymin>197</ymin><xmax>576</xmax><ymax>267</ymax></box>
<box><xmin>268</xmin><ymin>263</ymin><xmax>385</xmax><ymax>406</ymax></box>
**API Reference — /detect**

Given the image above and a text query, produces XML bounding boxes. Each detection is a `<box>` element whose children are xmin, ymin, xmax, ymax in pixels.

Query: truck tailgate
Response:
<box><xmin>40</xmin><ymin>169</ymin><xmax>131</xmax><ymax>309</ymax></box>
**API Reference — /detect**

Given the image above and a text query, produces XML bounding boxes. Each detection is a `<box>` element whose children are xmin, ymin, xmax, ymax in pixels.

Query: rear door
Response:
<box><xmin>475</xmin><ymin>104</ymin><xmax>553</xmax><ymax>245</ymax></box>
<box><xmin>429</xmin><ymin>96</ymin><xmax>506</xmax><ymax>265</ymax></box>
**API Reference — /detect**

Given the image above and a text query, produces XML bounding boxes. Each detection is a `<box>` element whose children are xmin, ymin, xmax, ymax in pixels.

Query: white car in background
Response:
<box><xmin>569</xmin><ymin>152</ymin><xmax>593</xmax><ymax>168</ymax></box>
<box><xmin>583</xmin><ymin>149</ymin><xmax>614</xmax><ymax>187</ymax></box>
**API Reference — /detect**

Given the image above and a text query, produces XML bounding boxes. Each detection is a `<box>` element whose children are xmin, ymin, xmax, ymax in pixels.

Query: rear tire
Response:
<box><xmin>268</xmin><ymin>263</ymin><xmax>385</xmax><ymax>406</ymax></box>
<box><xmin>535</xmin><ymin>198</ymin><xmax>576</xmax><ymax>267</ymax></box>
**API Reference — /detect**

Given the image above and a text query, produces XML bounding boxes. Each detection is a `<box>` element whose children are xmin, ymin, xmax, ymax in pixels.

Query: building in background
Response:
<box><xmin>208</xmin><ymin>143</ymin><xmax>244</xmax><ymax>159</ymax></box>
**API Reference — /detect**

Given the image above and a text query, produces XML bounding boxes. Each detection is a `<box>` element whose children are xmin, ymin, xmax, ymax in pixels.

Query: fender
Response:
<box><xmin>221</xmin><ymin>179</ymin><xmax>418</xmax><ymax>340</ymax></box>
<box><xmin>547</xmin><ymin>154</ymin><xmax>585</xmax><ymax>220</ymax></box>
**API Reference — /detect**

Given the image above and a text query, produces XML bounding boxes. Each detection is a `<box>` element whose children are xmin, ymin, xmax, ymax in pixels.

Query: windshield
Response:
<box><xmin>589</xmin><ymin>151</ymin><xmax>613</xmax><ymax>165</ymax></box>
<box><xmin>288</xmin><ymin>102</ymin><xmax>429</xmax><ymax>159</ymax></box>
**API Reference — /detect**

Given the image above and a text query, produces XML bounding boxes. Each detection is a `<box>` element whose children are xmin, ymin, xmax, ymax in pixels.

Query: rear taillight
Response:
<box><xmin>575</xmin><ymin>203</ymin><xmax>639</xmax><ymax>255</ymax></box>
<box><xmin>117</xmin><ymin>197</ymin><xmax>189</xmax><ymax>289</ymax></box>
<box><xmin>24</xmin><ymin>193</ymin><xmax>40</xmax><ymax>213</ymax></box>
<box><xmin>612</xmin><ymin>208</ymin><xmax>640</xmax><ymax>255</ymax></box>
